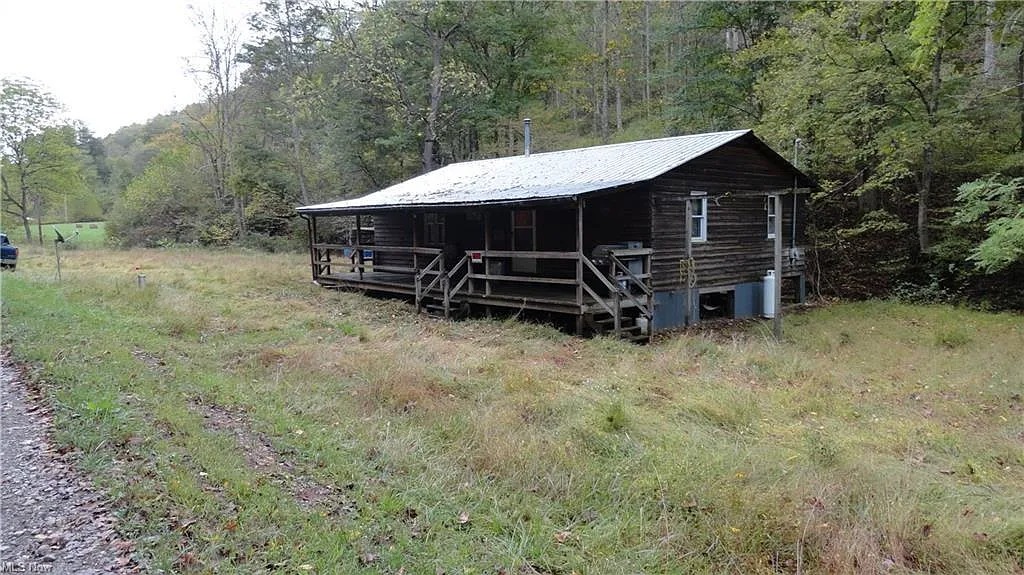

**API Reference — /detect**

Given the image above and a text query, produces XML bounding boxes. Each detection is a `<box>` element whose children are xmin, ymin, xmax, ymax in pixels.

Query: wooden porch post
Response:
<box><xmin>483</xmin><ymin>210</ymin><xmax>491</xmax><ymax>297</ymax></box>
<box><xmin>356</xmin><ymin>215</ymin><xmax>364</xmax><ymax>280</ymax></box>
<box><xmin>413</xmin><ymin>213</ymin><xmax>421</xmax><ymax>313</ymax></box>
<box><xmin>412</xmin><ymin>213</ymin><xmax>419</xmax><ymax>272</ymax></box>
<box><xmin>773</xmin><ymin>194</ymin><xmax>783</xmax><ymax>340</ymax></box>
<box><xmin>684</xmin><ymin>199</ymin><xmax>693</xmax><ymax>326</ymax></box>
<box><xmin>442</xmin><ymin>251</ymin><xmax>450</xmax><ymax>318</ymax></box>
<box><xmin>576</xmin><ymin>200</ymin><xmax>585</xmax><ymax>335</ymax></box>
<box><xmin>307</xmin><ymin>215</ymin><xmax>318</xmax><ymax>279</ymax></box>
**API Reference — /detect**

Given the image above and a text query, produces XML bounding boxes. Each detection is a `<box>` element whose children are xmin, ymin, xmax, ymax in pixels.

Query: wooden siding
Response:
<box><xmin>650</xmin><ymin>139</ymin><xmax>806</xmax><ymax>290</ymax></box>
<box><xmin>583</xmin><ymin>184</ymin><xmax>652</xmax><ymax>252</ymax></box>
<box><xmin>373</xmin><ymin>213</ymin><xmax>414</xmax><ymax>268</ymax></box>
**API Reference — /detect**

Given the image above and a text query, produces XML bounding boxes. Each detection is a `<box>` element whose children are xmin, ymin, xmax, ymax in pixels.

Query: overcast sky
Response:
<box><xmin>1</xmin><ymin>0</ymin><xmax>258</xmax><ymax>137</ymax></box>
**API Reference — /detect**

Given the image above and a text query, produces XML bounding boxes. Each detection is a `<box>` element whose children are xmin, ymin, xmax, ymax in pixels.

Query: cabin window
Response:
<box><xmin>766</xmin><ymin>195</ymin><xmax>778</xmax><ymax>239</ymax></box>
<box><xmin>689</xmin><ymin>197</ymin><xmax>707</xmax><ymax>242</ymax></box>
<box><xmin>512</xmin><ymin>209</ymin><xmax>536</xmax><ymax>251</ymax></box>
<box><xmin>511</xmin><ymin>209</ymin><xmax>537</xmax><ymax>273</ymax></box>
<box><xmin>424</xmin><ymin>212</ymin><xmax>445</xmax><ymax>245</ymax></box>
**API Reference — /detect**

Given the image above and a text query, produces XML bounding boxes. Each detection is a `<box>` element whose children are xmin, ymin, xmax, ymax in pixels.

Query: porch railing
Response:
<box><xmin>448</xmin><ymin>248</ymin><xmax>653</xmax><ymax>338</ymax></box>
<box><xmin>312</xmin><ymin>244</ymin><xmax>441</xmax><ymax>277</ymax></box>
<box><xmin>311</xmin><ymin>243</ymin><xmax>653</xmax><ymax>339</ymax></box>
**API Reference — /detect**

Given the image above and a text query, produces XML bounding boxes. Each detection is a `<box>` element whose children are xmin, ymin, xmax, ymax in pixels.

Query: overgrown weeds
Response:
<box><xmin>2</xmin><ymin>248</ymin><xmax>1022</xmax><ymax>573</ymax></box>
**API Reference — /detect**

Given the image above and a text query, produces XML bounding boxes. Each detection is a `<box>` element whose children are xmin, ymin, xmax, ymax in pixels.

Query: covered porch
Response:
<box><xmin>301</xmin><ymin>198</ymin><xmax>655</xmax><ymax>340</ymax></box>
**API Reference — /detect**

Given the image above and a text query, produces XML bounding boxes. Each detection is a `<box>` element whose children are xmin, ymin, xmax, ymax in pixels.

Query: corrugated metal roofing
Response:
<box><xmin>298</xmin><ymin>129</ymin><xmax>754</xmax><ymax>214</ymax></box>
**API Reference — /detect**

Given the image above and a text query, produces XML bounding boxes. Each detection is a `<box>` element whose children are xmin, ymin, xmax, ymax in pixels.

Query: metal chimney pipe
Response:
<box><xmin>523</xmin><ymin>118</ymin><xmax>531</xmax><ymax>157</ymax></box>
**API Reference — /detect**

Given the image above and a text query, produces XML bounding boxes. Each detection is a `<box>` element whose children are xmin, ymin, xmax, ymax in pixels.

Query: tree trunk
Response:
<box><xmin>919</xmin><ymin>46</ymin><xmax>944</xmax><ymax>253</ymax></box>
<box><xmin>34</xmin><ymin>196</ymin><xmax>43</xmax><ymax>246</ymax></box>
<box><xmin>291</xmin><ymin>112</ymin><xmax>309</xmax><ymax>204</ymax></box>
<box><xmin>235</xmin><ymin>195</ymin><xmax>246</xmax><ymax>236</ymax></box>
<box><xmin>615</xmin><ymin>83</ymin><xmax>622</xmax><ymax>132</ymax></box>
<box><xmin>17</xmin><ymin>171</ymin><xmax>31</xmax><ymax>241</ymax></box>
<box><xmin>918</xmin><ymin>142</ymin><xmax>933</xmax><ymax>253</ymax></box>
<box><xmin>422</xmin><ymin>32</ymin><xmax>443</xmax><ymax>173</ymax></box>
<box><xmin>643</xmin><ymin>1</ymin><xmax>651</xmax><ymax>114</ymax></box>
<box><xmin>1018</xmin><ymin>42</ymin><xmax>1024</xmax><ymax>151</ymax></box>
<box><xmin>612</xmin><ymin>1</ymin><xmax>621</xmax><ymax>132</ymax></box>
<box><xmin>600</xmin><ymin>0</ymin><xmax>609</xmax><ymax>142</ymax></box>
<box><xmin>983</xmin><ymin>0</ymin><xmax>996</xmax><ymax>78</ymax></box>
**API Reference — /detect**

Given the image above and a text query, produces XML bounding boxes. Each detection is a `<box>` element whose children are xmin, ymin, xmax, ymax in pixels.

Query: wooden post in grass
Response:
<box><xmin>54</xmin><ymin>239</ymin><xmax>61</xmax><ymax>281</ymax></box>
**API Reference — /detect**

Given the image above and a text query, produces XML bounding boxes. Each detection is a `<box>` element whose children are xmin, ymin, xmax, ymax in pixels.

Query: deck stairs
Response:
<box><xmin>586</xmin><ymin>310</ymin><xmax>650</xmax><ymax>343</ymax></box>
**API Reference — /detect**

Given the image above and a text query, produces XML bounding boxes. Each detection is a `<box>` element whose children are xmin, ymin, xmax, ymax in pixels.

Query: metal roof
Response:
<box><xmin>298</xmin><ymin>129</ymin><xmax>777</xmax><ymax>214</ymax></box>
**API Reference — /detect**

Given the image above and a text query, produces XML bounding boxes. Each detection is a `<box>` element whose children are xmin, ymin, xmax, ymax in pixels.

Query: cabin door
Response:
<box><xmin>511</xmin><ymin>209</ymin><xmax>536</xmax><ymax>273</ymax></box>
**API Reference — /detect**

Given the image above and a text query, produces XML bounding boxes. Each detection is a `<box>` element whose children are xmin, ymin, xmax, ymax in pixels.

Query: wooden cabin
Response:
<box><xmin>297</xmin><ymin>130</ymin><xmax>814</xmax><ymax>341</ymax></box>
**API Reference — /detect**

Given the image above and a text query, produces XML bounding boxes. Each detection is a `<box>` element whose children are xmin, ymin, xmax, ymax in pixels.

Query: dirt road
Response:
<box><xmin>1</xmin><ymin>350</ymin><xmax>137</xmax><ymax>574</ymax></box>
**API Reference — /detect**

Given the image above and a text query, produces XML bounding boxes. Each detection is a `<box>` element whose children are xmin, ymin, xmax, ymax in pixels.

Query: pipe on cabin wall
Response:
<box><xmin>523</xmin><ymin>118</ymin><xmax>531</xmax><ymax>157</ymax></box>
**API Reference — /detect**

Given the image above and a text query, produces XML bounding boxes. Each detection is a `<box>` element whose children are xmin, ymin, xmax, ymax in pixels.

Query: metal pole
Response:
<box><xmin>773</xmin><ymin>194</ymin><xmax>783</xmax><ymax>341</ymax></box>
<box><xmin>523</xmin><ymin>118</ymin><xmax>532</xmax><ymax>156</ymax></box>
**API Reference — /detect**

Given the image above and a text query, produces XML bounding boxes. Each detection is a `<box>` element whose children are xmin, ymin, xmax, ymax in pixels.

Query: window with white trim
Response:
<box><xmin>766</xmin><ymin>195</ymin><xmax>778</xmax><ymax>239</ymax></box>
<box><xmin>424</xmin><ymin>212</ymin><xmax>445</xmax><ymax>245</ymax></box>
<box><xmin>690</xmin><ymin>197</ymin><xmax>707</xmax><ymax>242</ymax></box>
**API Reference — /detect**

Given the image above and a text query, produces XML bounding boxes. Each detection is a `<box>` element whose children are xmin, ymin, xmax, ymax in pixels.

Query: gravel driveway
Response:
<box><xmin>1</xmin><ymin>350</ymin><xmax>138</xmax><ymax>574</ymax></box>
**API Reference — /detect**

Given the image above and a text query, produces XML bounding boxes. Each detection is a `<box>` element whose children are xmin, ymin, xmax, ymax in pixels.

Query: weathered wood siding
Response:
<box><xmin>440</xmin><ymin>211</ymin><xmax>484</xmax><ymax>264</ymax></box>
<box><xmin>583</xmin><ymin>184</ymin><xmax>652</xmax><ymax>252</ymax></box>
<box><xmin>650</xmin><ymin>139</ymin><xmax>807</xmax><ymax>290</ymax></box>
<box><xmin>373</xmin><ymin>212</ymin><xmax>414</xmax><ymax>268</ymax></box>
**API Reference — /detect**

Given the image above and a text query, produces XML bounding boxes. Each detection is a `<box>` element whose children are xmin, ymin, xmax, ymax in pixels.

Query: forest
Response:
<box><xmin>2</xmin><ymin>0</ymin><xmax>1023</xmax><ymax>308</ymax></box>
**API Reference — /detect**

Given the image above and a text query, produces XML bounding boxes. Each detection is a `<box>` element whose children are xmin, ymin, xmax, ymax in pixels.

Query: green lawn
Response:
<box><xmin>2</xmin><ymin>220</ymin><xmax>107</xmax><ymax>249</ymax></box>
<box><xmin>2</xmin><ymin>247</ymin><xmax>1022</xmax><ymax>574</ymax></box>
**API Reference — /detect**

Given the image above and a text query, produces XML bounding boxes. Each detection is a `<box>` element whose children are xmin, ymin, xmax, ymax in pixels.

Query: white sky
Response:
<box><xmin>0</xmin><ymin>0</ymin><xmax>258</xmax><ymax>137</ymax></box>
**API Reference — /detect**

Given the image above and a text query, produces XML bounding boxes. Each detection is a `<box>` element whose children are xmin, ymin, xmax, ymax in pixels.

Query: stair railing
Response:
<box><xmin>415</xmin><ymin>252</ymin><xmax>445</xmax><ymax>313</ymax></box>
<box><xmin>581</xmin><ymin>256</ymin><xmax>623</xmax><ymax>335</ymax></box>
<box><xmin>608</xmin><ymin>252</ymin><xmax>653</xmax><ymax>318</ymax></box>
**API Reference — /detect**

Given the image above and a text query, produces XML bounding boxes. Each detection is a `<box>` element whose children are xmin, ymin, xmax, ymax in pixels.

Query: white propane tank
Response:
<box><xmin>763</xmin><ymin>270</ymin><xmax>776</xmax><ymax>318</ymax></box>
<box><xmin>637</xmin><ymin>316</ymin><xmax>649</xmax><ymax>336</ymax></box>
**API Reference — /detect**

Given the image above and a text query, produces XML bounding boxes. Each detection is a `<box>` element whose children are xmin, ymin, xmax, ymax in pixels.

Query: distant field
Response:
<box><xmin>1</xmin><ymin>221</ymin><xmax>107</xmax><ymax>249</ymax></box>
<box><xmin>2</xmin><ymin>247</ymin><xmax>1022</xmax><ymax>574</ymax></box>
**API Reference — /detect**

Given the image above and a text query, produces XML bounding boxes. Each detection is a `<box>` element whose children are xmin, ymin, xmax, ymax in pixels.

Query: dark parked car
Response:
<box><xmin>1</xmin><ymin>233</ymin><xmax>18</xmax><ymax>270</ymax></box>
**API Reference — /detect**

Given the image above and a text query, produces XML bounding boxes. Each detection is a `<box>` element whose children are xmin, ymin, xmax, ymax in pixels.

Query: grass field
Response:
<box><xmin>1</xmin><ymin>221</ymin><xmax>107</xmax><ymax>250</ymax></box>
<box><xmin>1</xmin><ymin>246</ymin><xmax>1022</xmax><ymax>574</ymax></box>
